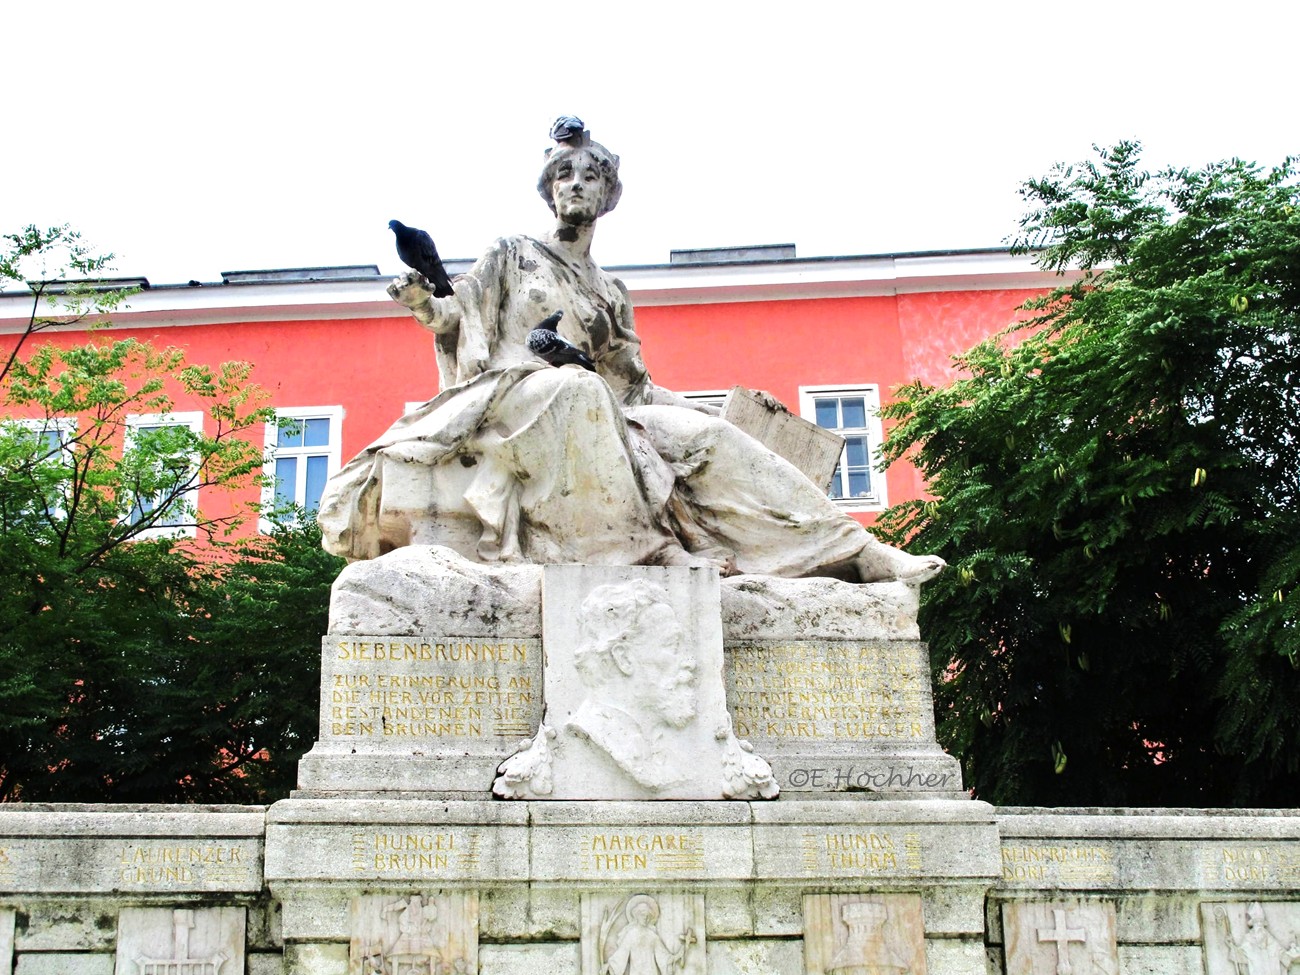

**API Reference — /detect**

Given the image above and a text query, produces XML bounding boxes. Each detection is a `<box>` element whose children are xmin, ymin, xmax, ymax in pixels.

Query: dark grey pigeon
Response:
<box><xmin>526</xmin><ymin>310</ymin><xmax>596</xmax><ymax>372</ymax></box>
<box><xmin>549</xmin><ymin>115</ymin><xmax>585</xmax><ymax>144</ymax></box>
<box><xmin>389</xmin><ymin>220</ymin><xmax>454</xmax><ymax>297</ymax></box>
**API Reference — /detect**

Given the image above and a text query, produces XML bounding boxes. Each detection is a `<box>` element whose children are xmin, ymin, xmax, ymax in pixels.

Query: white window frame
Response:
<box><xmin>7</xmin><ymin>416</ymin><xmax>78</xmax><ymax>457</ymax></box>
<box><xmin>797</xmin><ymin>383</ymin><xmax>889</xmax><ymax>512</ymax></box>
<box><xmin>680</xmin><ymin>389</ymin><xmax>730</xmax><ymax>411</ymax></box>
<box><xmin>124</xmin><ymin>410</ymin><xmax>204</xmax><ymax>539</ymax></box>
<box><xmin>261</xmin><ymin>405</ymin><xmax>343</xmax><ymax>531</ymax></box>
<box><xmin>4</xmin><ymin>417</ymin><xmax>78</xmax><ymax>522</ymax></box>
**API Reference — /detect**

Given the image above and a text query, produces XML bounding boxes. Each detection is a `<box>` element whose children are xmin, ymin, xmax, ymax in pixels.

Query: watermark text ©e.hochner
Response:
<box><xmin>785</xmin><ymin>766</ymin><xmax>957</xmax><ymax>790</ymax></box>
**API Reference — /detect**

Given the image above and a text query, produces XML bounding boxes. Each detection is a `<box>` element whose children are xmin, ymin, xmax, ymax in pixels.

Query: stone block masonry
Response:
<box><xmin>3</xmin><ymin>804</ymin><xmax>1300</xmax><ymax>974</ymax></box>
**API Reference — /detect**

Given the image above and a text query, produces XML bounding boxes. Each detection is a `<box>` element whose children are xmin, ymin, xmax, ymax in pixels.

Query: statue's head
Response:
<box><xmin>538</xmin><ymin>119</ymin><xmax>622</xmax><ymax>219</ymax></box>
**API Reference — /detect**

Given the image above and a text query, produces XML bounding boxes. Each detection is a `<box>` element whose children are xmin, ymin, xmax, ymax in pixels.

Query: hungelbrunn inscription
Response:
<box><xmin>726</xmin><ymin>641</ymin><xmax>930</xmax><ymax>743</ymax></box>
<box><xmin>350</xmin><ymin>830</ymin><xmax>483</xmax><ymax>876</ymax></box>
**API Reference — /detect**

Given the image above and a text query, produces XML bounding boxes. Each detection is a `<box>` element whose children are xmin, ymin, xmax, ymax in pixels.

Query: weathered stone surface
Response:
<box><xmin>804</xmin><ymin>893</ymin><xmax>926</xmax><ymax>975</ymax></box>
<box><xmin>720</xmin><ymin>577</ymin><xmax>919</xmax><ymax>641</ymax></box>
<box><xmin>751</xmin><ymin>800</ymin><xmax>1001</xmax><ymax>883</ymax></box>
<box><xmin>1117</xmin><ymin>944</ymin><xmax>1202</xmax><ymax>975</ymax></box>
<box><xmin>0</xmin><ymin>805</ymin><xmax>264</xmax><ymax>894</ymax></box>
<box><xmin>115</xmin><ymin>907</ymin><xmax>246</xmax><ymax>975</ymax></box>
<box><xmin>328</xmin><ymin>546</ymin><xmax>542</xmax><ymax>636</ymax></box>
<box><xmin>16</xmin><ymin>954</ymin><xmax>112</xmax><ymax>975</ymax></box>
<box><xmin>248</xmin><ymin>953</ymin><xmax>285</xmax><ymax>975</ymax></box>
<box><xmin>481</xmin><ymin>943</ymin><xmax>578</xmax><ymax>975</ymax></box>
<box><xmin>1002</xmin><ymin>900</ymin><xmax>1117</xmax><ymax>975</ymax></box>
<box><xmin>581</xmin><ymin>891</ymin><xmax>705</xmax><ymax>975</ymax></box>
<box><xmin>498</xmin><ymin>566</ymin><xmax>775</xmax><ymax>801</ymax></box>
<box><xmin>997</xmin><ymin>808</ymin><xmax>1300</xmax><ymax>892</ymax></box>
<box><xmin>724</xmin><ymin>637</ymin><xmax>962</xmax><ymax>797</ymax></box>
<box><xmin>263</xmin><ymin>800</ymin><xmax>527</xmax><ymax>894</ymax></box>
<box><xmin>328</xmin><ymin>546</ymin><xmax>922</xmax><ymax>642</ymax></box>
<box><xmin>722</xmin><ymin>386</ymin><xmax>846</xmax><ymax>491</ymax></box>
<box><xmin>923</xmin><ymin>939</ymin><xmax>987</xmax><ymax>975</ymax></box>
<box><xmin>297</xmin><ymin>629</ymin><xmax>541</xmax><ymax>794</ymax></box>
<box><xmin>1</xmin><ymin>909</ymin><xmax>13</xmax><ymax>975</ymax></box>
<box><xmin>283</xmin><ymin>942</ymin><xmax>347</xmax><ymax>975</ymax></box>
<box><xmin>707</xmin><ymin>938</ymin><xmax>803</xmax><ymax>975</ymax></box>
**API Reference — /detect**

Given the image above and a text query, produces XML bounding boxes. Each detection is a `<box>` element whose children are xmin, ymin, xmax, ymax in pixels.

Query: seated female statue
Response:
<box><xmin>316</xmin><ymin>122</ymin><xmax>943</xmax><ymax>585</ymax></box>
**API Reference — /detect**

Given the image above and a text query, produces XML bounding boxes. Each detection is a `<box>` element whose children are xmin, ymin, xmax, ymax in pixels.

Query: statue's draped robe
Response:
<box><xmin>317</xmin><ymin>236</ymin><xmax>868</xmax><ymax>575</ymax></box>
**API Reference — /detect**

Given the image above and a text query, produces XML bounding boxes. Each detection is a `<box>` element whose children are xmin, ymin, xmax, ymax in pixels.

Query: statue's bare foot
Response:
<box><xmin>854</xmin><ymin>544</ymin><xmax>946</xmax><ymax>586</ymax></box>
<box><xmin>654</xmin><ymin>543</ymin><xmax>738</xmax><ymax>576</ymax></box>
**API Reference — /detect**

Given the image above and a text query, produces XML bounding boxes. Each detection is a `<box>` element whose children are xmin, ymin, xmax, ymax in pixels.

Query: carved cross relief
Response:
<box><xmin>1002</xmin><ymin>901</ymin><xmax>1117</xmax><ymax>975</ymax></box>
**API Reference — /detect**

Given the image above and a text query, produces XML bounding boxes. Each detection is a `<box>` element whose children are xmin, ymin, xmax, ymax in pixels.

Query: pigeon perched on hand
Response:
<box><xmin>526</xmin><ymin>310</ymin><xmax>596</xmax><ymax>372</ymax></box>
<box><xmin>388</xmin><ymin>220</ymin><xmax>454</xmax><ymax>298</ymax></box>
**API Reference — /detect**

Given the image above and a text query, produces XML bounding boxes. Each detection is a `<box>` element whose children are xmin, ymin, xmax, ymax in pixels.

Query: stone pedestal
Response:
<box><xmin>263</xmin><ymin>798</ymin><xmax>1001</xmax><ymax>975</ymax></box>
<box><xmin>298</xmin><ymin>547</ymin><xmax>961</xmax><ymax>801</ymax></box>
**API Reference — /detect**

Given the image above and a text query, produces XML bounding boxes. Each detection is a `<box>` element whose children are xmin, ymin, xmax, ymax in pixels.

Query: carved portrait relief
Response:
<box><xmin>494</xmin><ymin>565</ymin><xmax>776</xmax><ymax>800</ymax></box>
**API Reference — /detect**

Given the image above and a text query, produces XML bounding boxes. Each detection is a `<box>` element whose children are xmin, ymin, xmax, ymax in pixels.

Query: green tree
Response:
<box><xmin>877</xmin><ymin>144</ymin><xmax>1300</xmax><ymax>806</ymax></box>
<box><xmin>0</xmin><ymin>227</ymin><xmax>343</xmax><ymax>801</ymax></box>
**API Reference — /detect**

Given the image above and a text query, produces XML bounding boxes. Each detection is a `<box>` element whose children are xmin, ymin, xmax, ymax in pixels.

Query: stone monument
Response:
<box><xmin>274</xmin><ymin>114</ymin><xmax>979</xmax><ymax>973</ymax></box>
<box><xmin>8</xmin><ymin>117</ymin><xmax>1298</xmax><ymax>975</ymax></box>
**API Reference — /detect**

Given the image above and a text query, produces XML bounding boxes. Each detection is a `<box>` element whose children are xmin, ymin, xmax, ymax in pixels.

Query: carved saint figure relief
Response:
<box><xmin>803</xmin><ymin>894</ymin><xmax>926</xmax><ymax>975</ymax></box>
<box><xmin>350</xmin><ymin>893</ymin><xmax>478</xmax><ymax>975</ymax></box>
<box><xmin>583</xmin><ymin>892</ymin><xmax>705</xmax><ymax>975</ymax></box>
<box><xmin>1203</xmin><ymin>902</ymin><xmax>1300</xmax><ymax>975</ymax></box>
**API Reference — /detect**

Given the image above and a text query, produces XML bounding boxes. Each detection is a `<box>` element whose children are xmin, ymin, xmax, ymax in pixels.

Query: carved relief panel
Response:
<box><xmin>1002</xmin><ymin>900</ymin><xmax>1117</xmax><ymax>975</ymax></box>
<box><xmin>1201</xmin><ymin>901</ymin><xmax>1300</xmax><ymax>975</ymax></box>
<box><xmin>803</xmin><ymin>893</ymin><xmax>926</xmax><ymax>975</ymax></box>
<box><xmin>350</xmin><ymin>893</ymin><xmax>478</xmax><ymax>975</ymax></box>
<box><xmin>115</xmin><ymin>907</ymin><xmax>246</xmax><ymax>975</ymax></box>
<box><xmin>581</xmin><ymin>891</ymin><xmax>706</xmax><ymax>975</ymax></box>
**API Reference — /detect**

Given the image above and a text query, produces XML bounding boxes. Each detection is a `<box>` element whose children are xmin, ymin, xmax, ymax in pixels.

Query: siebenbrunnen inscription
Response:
<box><xmin>326</xmin><ymin>638</ymin><xmax>540</xmax><ymax>742</ymax></box>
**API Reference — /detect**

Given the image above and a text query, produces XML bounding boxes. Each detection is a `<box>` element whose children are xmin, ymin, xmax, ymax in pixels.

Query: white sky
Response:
<box><xmin>3</xmin><ymin>1</ymin><xmax>1296</xmax><ymax>286</ymax></box>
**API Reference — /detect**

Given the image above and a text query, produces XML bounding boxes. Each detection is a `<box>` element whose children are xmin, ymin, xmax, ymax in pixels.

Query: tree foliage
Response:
<box><xmin>877</xmin><ymin>144</ymin><xmax>1300</xmax><ymax>806</ymax></box>
<box><xmin>0</xmin><ymin>227</ymin><xmax>343</xmax><ymax>802</ymax></box>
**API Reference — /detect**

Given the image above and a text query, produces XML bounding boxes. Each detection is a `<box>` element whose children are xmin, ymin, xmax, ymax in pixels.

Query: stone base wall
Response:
<box><xmin>3</xmin><ymin>803</ymin><xmax>1299</xmax><ymax>975</ymax></box>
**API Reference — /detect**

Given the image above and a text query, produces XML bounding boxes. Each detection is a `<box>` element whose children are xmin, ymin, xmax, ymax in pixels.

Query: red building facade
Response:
<box><xmin>0</xmin><ymin>246</ymin><xmax>1057</xmax><ymax>533</ymax></box>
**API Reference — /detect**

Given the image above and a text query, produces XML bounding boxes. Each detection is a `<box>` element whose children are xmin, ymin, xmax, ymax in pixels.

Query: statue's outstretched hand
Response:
<box><xmin>388</xmin><ymin>271</ymin><xmax>435</xmax><ymax>308</ymax></box>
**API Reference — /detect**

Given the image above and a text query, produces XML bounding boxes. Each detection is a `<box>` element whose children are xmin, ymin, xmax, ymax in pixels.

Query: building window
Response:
<box><xmin>680</xmin><ymin>389</ymin><xmax>730</xmax><ymax>411</ymax></box>
<box><xmin>125</xmin><ymin>411</ymin><xmax>204</xmax><ymax>538</ymax></box>
<box><xmin>798</xmin><ymin>385</ymin><xmax>888</xmax><ymax>511</ymax></box>
<box><xmin>3</xmin><ymin>417</ymin><xmax>77</xmax><ymax>523</ymax></box>
<box><xmin>263</xmin><ymin>407</ymin><xmax>343</xmax><ymax>527</ymax></box>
